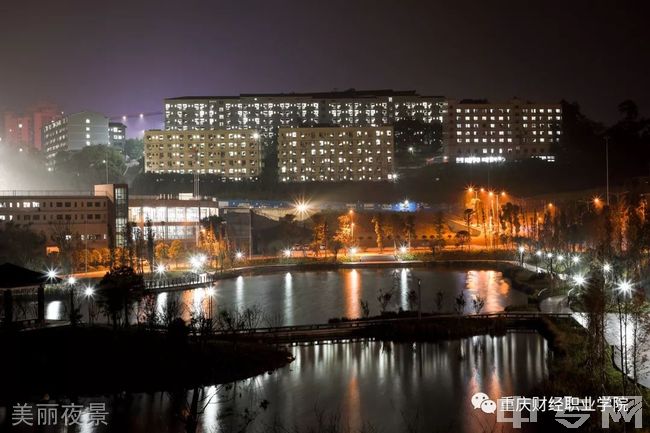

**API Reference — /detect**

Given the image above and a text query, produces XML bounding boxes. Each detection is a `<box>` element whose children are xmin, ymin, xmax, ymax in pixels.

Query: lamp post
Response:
<box><xmin>294</xmin><ymin>200</ymin><xmax>311</xmax><ymax>257</ymax></box>
<box><xmin>349</xmin><ymin>208</ymin><xmax>355</xmax><ymax>246</ymax></box>
<box><xmin>417</xmin><ymin>277</ymin><xmax>422</xmax><ymax>321</ymax></box>
<box><xmin>615</xmin><ymin>278</ymin><xmax>632</xmax><ymax>394</ymax></box>
<box><xmin>67</xmin><ymin>276</ymin><xmax>77</xmax><ymax>325</ymax></box>
<box><xmin>518</xmin><ymin>245</ymin><xmax>525</xmax><ymax>267</ymax></box>
<box><xmin>605</xmin><ymin>136</ymin><xmax>610</xmax><ymax>206</ymax></box>
<box><xmin>84</xmin><ymin>286</ymin><xmax>95</xmax><ymax>325</ymax></box>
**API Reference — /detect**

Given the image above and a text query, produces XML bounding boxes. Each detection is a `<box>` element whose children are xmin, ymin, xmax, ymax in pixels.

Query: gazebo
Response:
<box><xmin>0</xmin><ymin>263</ymin><xmax>58</xmax><ymax>326</ymax></box>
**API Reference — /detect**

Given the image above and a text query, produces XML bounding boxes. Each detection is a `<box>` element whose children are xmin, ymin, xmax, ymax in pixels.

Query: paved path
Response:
<box><xmin>539</xmin><ymin>295</ymin><xmax>572</xmax><ymax>314</ymax></box>
<box><xmin>541</xmin><ymin>294</ymin><xmax>650</xmax><ymax>389</ymax></box>
<box><xmin>209</xmin><ymin>312</ymin><xmax>572</xmax><ymax>344</ymax></box>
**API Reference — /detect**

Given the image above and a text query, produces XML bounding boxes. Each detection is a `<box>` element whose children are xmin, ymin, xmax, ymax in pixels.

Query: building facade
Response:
<box><xmin>2</xmin><ymin>103</ymin><xmax>61</xmax><ymax>151</ymax></box>
<box><xmin>43</xmin><ymin>111</ymin><xmax>110</xmax><ymax>168</ymax></box>
<box><xmin>443</xmin><ymin>99</ymin><xmax>562</xmax><ymax>163</ymax></box>
<box><xmin>0</xmin><ymin>184</ymin><xmax>127</xmax><ymax>250</ymax></box>
<box><xmin>129</xmin><ymin>193</ymin><xmax>220</xmax><ymax>243</ymax></box>
<box><xmin>164</xmin><ymin>89</ymin><xmax>445</xmax><ymax>139</ymax></box>
<box><xmin>277</xmin><ymin>126</ymin><xmax>395</xmax><ymax>182</ymax></box>
<box><xmin>143</xmin><ymin>129</ymin><xmax>262</xmax><ymax>180</ymax></box>
<box><xmin>109</xmin><ymin>122</ymin><xmax>127</xmax><ymax>149</ymax></box>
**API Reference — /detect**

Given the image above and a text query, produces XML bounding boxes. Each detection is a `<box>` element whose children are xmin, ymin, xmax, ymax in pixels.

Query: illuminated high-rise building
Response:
<box><xmin>277</xmin><ymin>126</ymin><xmax>395</xmax><ymax>182</ymax></box>
<box><xmin>443</xmin><ymin>99</ymin><xmax>562</xmax><ymax>163</ymax></box>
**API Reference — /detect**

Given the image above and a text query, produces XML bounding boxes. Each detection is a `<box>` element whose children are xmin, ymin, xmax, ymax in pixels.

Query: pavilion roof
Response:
<box><xmin>0</xmin><ymin>263</ymin><xmax>55</xmax><ymax>289</ymax></box>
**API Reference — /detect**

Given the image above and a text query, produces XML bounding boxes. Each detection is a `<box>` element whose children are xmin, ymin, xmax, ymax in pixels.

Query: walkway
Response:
<box><xmin>208</xmin><ymin>312</ymin><xmax>572</xmax><ymax>344</ymax></box>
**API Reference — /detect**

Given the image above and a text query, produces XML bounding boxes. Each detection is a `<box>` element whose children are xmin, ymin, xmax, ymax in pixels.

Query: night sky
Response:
<box><xmin>1</xmin><ymin>0</ymin><xmax>649</xmax><ymax>136</ymax></box>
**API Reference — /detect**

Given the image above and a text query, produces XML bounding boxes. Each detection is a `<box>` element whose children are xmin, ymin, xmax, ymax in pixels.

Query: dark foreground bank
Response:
<box><xmin>0</xmin><ymin>326</ymin><xmax>293</xmax><ymax>402</ymax></box>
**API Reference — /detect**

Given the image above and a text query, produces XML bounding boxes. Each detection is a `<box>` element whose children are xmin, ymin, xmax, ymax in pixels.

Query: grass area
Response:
<box><xmin>535</xmin><ymin>317</ymin><xmax>650</xmax><ymax>430</ymax></box>
<box><xmin>0</xmin><ymin>326</ymin><xmax>292</xmax><ymax>401</ymax></box>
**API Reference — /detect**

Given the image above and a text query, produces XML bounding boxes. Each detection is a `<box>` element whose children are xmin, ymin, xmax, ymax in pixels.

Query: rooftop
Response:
<box><xmin>166</xmin><ymin>89</ymin><xmax>444</xmax><ymax>101</ymax></box>
<box><xmin>0</xmin><ymin>263</ymin><xmax>56</xmax><ymax>289</ymax></box>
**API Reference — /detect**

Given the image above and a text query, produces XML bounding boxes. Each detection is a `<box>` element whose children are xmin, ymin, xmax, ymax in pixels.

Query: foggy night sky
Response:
<box><xmin>0</xmin><ymin>0</ymin><xmax>649</xmax><ymax>137</ymax></box>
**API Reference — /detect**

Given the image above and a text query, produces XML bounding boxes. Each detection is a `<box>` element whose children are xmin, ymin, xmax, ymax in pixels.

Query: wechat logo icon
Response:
<box><xmin>472</xmin><ymin>392</ymin><xmax>496</xmax><ymax>414</ymax></box>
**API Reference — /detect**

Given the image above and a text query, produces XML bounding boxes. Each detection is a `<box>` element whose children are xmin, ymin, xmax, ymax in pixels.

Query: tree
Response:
<box><xmin>123</xmin><ymin>138</ymin><xmax>144</xmax><ymax>160</ymax></box>
<box><xmin>388</xmin><ymin>213</ymin><xmax>404</xmax><ymax>249</ymax></box>
<box><xmin>455</xmin><ymin>230</ymin><xmax>470</xmax><ymax>250</ymax></box>
<box><xmin>472</xmin><ymin>295</ymin><xmax>485</xmax><ymax>314</ymax></box>
<box><xmin>330</xmin><ymin>239</ymin><xmax>343</xmax><ymax>261</ymax></box>
<box><xmin>435</xmin><ymin>290</ymin><xmax>444</xmax><ymax>312</ymax></box>
<box><xmin>310</xmin><ymin>213</ymin><xmax>329</xmax><ymax>256</ymax></box>
<box><xmin>433</xmin><ymin>211</ymin><xmax>445</xmax><ymax>241</ymax></box>
<box><xmin>168</xmin><ymin>240</ymin><xmax>183</xmax><ymax>268</ymax></box>
<box><xmin>145</xmin><ymin>219</ymin><xmax>155</xmax><ymax>271</ymax></box>
<box><xmin>55</xmin><ymin>144</ymin><xmax>126</xmax><ymax>185</ymax></box>
<box><xmin>200</xmin><ymin>215</ymin><xmax>228</xmax><ymax>270</ymax></box>
<box><xmin>334</xmin><ymin>214</ymin><xmax>353</xmax><ymax>247</ymax></box>
<box><xmin>454</xmin><ymin>293</ymin><xmax>467</xmax><ymax>314</ymax></box>
<box><xmin>359</xmin><ymin>299</ymin><xmax>370</xmax><ymax>318</ymax></box>
<box><xmin>464</xmin><ymin>208</ymin><xmax>473</xmax><ymax>234</ymax></box>
<box><xmin>407</xmin><ymin>289</ymin><xmax>419</xmax><ymax>312</ymax></box>
<box><xmin>371</xmin><ymin>213</ymin><xmax>385</xmax><ymax>252</ymax></box>
<box><xmin>404</xmin><ymin>214</ymin><xmax>416</xmax><ymax>248</ymax></box>
<box><xmin>155</xmin><ymin>241</ymin><xmax>169</xmax><ymax>264</ymax></box>
<box><xmin>0</xmin><ymin>223</ymin><xmax>47</xmax><ymax>268</ymax></box>
<box><xmin>97</xmin><ymin>266</ymin><xmax>144</xmax><ymax>330</ymax></box>
<box><xmin>377</xmin><ymin>288</ymin><xmax>394</xmax><ymax>314</ymax></box>
<box><xmin>134</xmin><ymin>225</ymin><xmax>146</xmax><ymax>274</ymax></box>
<box><xmin>48</xmin><ymin>219</ymin><xmax>77</xmax><ymax>272</ymax></box>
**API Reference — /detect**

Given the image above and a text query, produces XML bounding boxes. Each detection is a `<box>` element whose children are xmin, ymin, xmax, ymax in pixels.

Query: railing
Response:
<box><xmin>0</xmin><ymin>190</ymin><xmax>107</xmax><ymax>197</ymax></box>
<box><xmin>144</xmin><ymin>274</ymin><xmax>216</xmax><ymax>290</ymax></box>
<box><xmin>209</xmin><ymin>312</ymin><xmax>573</xmax><ymax>337</ymax></box>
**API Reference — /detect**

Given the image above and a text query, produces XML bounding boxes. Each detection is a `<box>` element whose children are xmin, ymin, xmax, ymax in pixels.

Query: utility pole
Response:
<box><xmin>605</xmin><ymin>136</ymin><xmax>610</xmax><ymax>205</ymax></box>
<box><xmin>104</xmin><ymin>146</ymin><xmax>109</xmax><ymax>184</ymax></box>
<box><xmin>417</xmin><ymin>278</ymin><xmax>422</xmax><ymax>321</ymax></box>
<box><xmin>249</xmin><ymin>207</ymin><xmax>253</xmax><ymax>259</ymax></box>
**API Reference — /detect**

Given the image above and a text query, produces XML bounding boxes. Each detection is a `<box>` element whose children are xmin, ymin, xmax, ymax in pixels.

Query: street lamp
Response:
<box><xmin>295</xmin><ymin>201</ymin><xmax>310</xmax><ymax>215</ymax></box>
<box><xmin>84</xmin><ymin>286</ymin><xmax>95</xmax><ymax>325</ymax></box>
<box><xmin>190</xmin><ymin>254</ymin><xmax>206</xmax><ymax>272</ymax></box>
<box><xmin>235</xmin><ymin>251</ymin><xmax>244</xmax><ymax>261</ymax></box>
<box><xmin>603</xmin><ymin>263</ymin><xmax>612</xmax><ymax>275</ymax></box>
<box><xmin>67</xmin><ymin>276</ymin><xmax>78</xmax><ymax>325</ymax></box>
<box><xmin>615</xmin><ymin>278</ymin><xmax>633</xmax><ymax>389</ymax></box>
<box><xmin>282</xmin><ymin>248</ymin><xmax>292</xmax><ymax>258</ymax></box>
<box><xmin>572</xmin><ymin>274</ymin><xmax>587</xmax><ymax>288</ymax></box>
<box><xmin>616</xmin><ymin>279</ymin><xmax>633</xmax><ymax>297</ymax></box>
<box><xmin>46</xmin><ymin>268</ymin><xmax>59</xmax><ymax>281</ymax></box>
<box><xmin>518</xmin><ymin>245</ymin><xmax>525</xmax><ymax>266</ymax></box>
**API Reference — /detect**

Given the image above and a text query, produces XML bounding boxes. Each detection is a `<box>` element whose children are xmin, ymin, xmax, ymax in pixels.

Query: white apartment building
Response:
<box><xmin>277</xmin><ymin>126</ymin><xmax>394</xmax><ymax>182</ymax></box>
<box><xmin>144</xmin><ymin>129</ymin><xmax>261</xmax><ymax>180</ymax></box>
<box><xmin>443</xmin><ymin>99</ymin><xmax>562</xmax><ymax>163</ymax></box>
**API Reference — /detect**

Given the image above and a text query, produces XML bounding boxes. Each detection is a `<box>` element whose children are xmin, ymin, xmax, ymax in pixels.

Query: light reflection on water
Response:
<box><xmin>43</xmin><ymin>268</ymin><xmax>527</xmax><ymax>327</ymax></box>
<box><xmin>1</xmin><ymin>333</ymin><xmax>547</xmax><ymax>433</ymax></box>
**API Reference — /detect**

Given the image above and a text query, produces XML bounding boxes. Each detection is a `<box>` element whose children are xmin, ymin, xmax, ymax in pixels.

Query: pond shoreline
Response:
<box><xmin>145</xmin><ymin>259</ymin><xmax>525</xmax><ymax>292</ymax></box>
<box><xmin>0</xmin><ymin>326</ymin><xmax>293</xmax><ymax>403</ymax></box>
